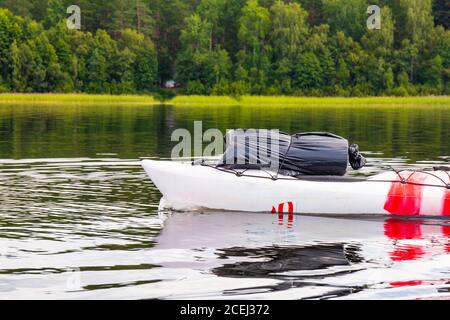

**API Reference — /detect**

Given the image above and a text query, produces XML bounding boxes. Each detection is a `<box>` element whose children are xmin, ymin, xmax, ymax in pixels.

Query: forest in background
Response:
<box><xmin>0</xmin><ymin>0</ymin><xmax>449</xmax><ymax>97</ymax></box>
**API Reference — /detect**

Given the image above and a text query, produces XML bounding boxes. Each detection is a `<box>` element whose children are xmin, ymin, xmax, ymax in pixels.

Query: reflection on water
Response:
<box><xmin>0</xmin><ymin>161</ymin><xmax>449</xmax><ymax>300</ymax></box>
<box><xmin>0</xmin><ymin>103</ymin><xmax>449</xmax><ymax>299</ymax></box>
<box><xmin>154</xmin><ymin>211</ymin><xmax>450</xmax><ymax>299</ymax></box>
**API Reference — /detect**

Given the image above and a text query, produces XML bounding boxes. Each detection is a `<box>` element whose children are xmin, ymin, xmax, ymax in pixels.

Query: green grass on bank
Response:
<box><xmin>0</xmin><ymin>93</ymin><xmax>160</xmax><ymax>105</ymax></box>
<box><xmin>169</xmin><ymin>95</ymin><xmax>240</xmax><ymax>105</ymax></box>
<box><xmin>170</xmin><ymin>95</ymin><xmax>450</xmax><ymax>106</ymax></box>
<box><xmin>1</xmin><ymin>93</ymin><xmax>449</xmax><ymax>106</ymax></box>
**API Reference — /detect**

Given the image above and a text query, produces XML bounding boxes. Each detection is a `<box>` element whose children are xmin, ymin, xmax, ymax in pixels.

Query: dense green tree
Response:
<box><xmin>270</xmin><ymin>1</ymin><xmax>309</xmax><ymax>60</ymax></box>
<box><xmin>135</xmin><ymin>44</ymin><xmax>158</xmax><ymax>92</ymax></box>
<box><xmin>9</xmin><ymin>40</ymin><xmax>23</xmax><ymax>91</ymax></box>
<box><xmin>177</xmin><ymin>49</ymin><xmax>231</xmax><ymax>93</ymax></box>
<box><xmin>208</xmin><ymin>48</ymin><xmax>232</xmax><ymax>84</ymax></box>
<box><xmin>45</xmin><ymin>0</ymin><xmax>67</xmax><ymax>28</ymax></box>
<box><xmin>11</xmin><ymin>42</ymin><xmax>41</xmax><ymax>92</ymax></box>
<box><xmin>399</xmin><ymin>0</ymin><xmax>434</xmax><ymax>49</ymax></box>
<box><xmin>198</xmin><ymin>0</ymin><xmax>226</xmax><ymax>51</ymax></box>
<box><xmin>31</xmin><ymin>32</ymin><xmax>64</xmax><ymax>91</ymax></box>
<box><xmin>150</xmin><ymin>0</ymin><xmax>193</xmax><ymax>82</ymax></box>
<box><xmin>361</xmin><ymin>6</ymin><xmax>394</xmax><ymax>58</ymax></box>
<box><xmin>110</xmin><ymin>0</ymin><xmax>136</xmax><ymax>35</ymax></box>
<box><xmin>432</xmin><ymin>0</ymin><xmax>449</xmax><ymax>29</ymax></box>
<box><xmin>113</xmin><ymin>28</ymin><xmax>157</xmax><ymax>92</ymax></box>
<box><xmin>134</xmin><ymin>0</ymin><xmax>154</xmax><ymax>36</ymax></box>
<box><xmin>237</xmin><ymin>0</ymin><xmax>271</xmax><ymax>94</ymax></box>
<box><xmin>0</xmin><ymin>9</ymin><xmax>24</xmax><ymax>79</ymax></box>
<box><xmin>219</xmin><ymin>0</ymin><xmax>245</xmax><ymax>58</ymax></box>
<box><xmin>84</xmin><ymin>48</ymin><xmax>108</xmax><ymax>93</ymax></box>
<box><xmin>307</xmin><ymin>24</ymin><xmax>335</xmax><ymax>88</ymax></box>
<box><xmin>29</xmin><ymin>0</ymin><xmax>49</xmax><ymax>22</ymax></box>
<box><xmin>238</xmin><ymin>0</ymin><xmax>270</xmax><ymax>55</ymax></box>
<box><xmin>65</xmin><ymin>29</ymin><xmax>95</xmax><ymax>90</ymax></box>
<box><xmin>322</xmin><ymin>0</ymin><xmax>368</xmax><ymax>40</ymax></box>
<box><xmin>180</xmin><ymin>14</ymin><xmax>211</xmax><ymax>54</ymax></box>
<box><xmin>384</xmin><ymin>67</ymin><xmax>395</xmax><ymax>92</ymax></box>
<box><xmin>293</xmin><ymin>51</ymin><xmax>323</xmax><ymax>92</ymax></box>
<box><xmin>336</xmin><ymin>58</ymin><xmax>350</xmax><ymax>86</ymax></box>
<box><xmin>298</xmin><ymin>0</ymin><xmax>326</xmax><ymax>26</ymax></box>
<box><xmin>420</xmin><ymin>55</ymin><xmax>443</xmax><ymax>88</ymax></box>
<box><xmin>0</xmin><ymin>0</ymin><xmax>33</xmax><ymax>17</ymax></box>
<box><xmin>395</xmin><ymin>39</ymin><xmax>419</xmax><ymax>82</ymax></box>
<box><xmin>47</xmin><ymin>23</ymin><xmax>72</xmax><ymax>65</ymax></box>
<box><xmin>111</xmin><ymin>48</ymin><xmax>135</xmax><ymax>94</ymax></box>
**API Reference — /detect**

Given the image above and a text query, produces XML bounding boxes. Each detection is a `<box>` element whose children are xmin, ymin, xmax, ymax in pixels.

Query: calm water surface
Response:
<box><xmin>0</xmin><ymin>103</ymin><xmax>449</xmax><ymax>299</ymax></box>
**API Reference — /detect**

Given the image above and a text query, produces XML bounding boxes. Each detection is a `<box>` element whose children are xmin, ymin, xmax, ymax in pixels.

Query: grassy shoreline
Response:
<box><xmin>169</xmin><ymin>95</ymin><xmax>450</xmax><ymax>106</ymax></box>
<box><xmin>0</xmin><ymin>93</ymin><xmax>160</xmax><ymax>105</ymax></box>
<box><xmin>1</xmin><ymin>93</ymin><xmax>449</xmax><ymax>106</ymax></box>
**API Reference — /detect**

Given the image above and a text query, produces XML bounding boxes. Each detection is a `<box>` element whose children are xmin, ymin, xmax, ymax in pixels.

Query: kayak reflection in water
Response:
<box><xmin>153</xmin><ymin>211</ymin><xmax>450</xmax><ymax>298</ymax></box>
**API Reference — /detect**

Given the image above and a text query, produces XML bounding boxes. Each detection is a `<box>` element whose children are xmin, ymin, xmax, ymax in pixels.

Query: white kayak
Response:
<box><xmin>142</xmin><ymin>160</ymin><xmax>450</xmax><ymax>217</ymax></box>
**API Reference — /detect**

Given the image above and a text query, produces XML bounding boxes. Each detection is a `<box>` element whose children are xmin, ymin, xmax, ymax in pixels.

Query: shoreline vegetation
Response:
<box><xmin>0</xmin><ymin>93</ymin><xmax>449</xmax><ymax>107</ymax></box>
<box><xmin>0</xmin><ymin>2</ymin><xmax>448</xmax><ymax>99</ymax></box>
<box><xmin>0</xmin><ymin>94</ymin><xmax>159</xmax><ymax>105</ymax></box>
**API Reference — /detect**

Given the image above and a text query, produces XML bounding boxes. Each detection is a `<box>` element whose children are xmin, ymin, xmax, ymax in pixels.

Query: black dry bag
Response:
<box><xmin>218</xmin><ymin>130</ymin><xmax>355</xmax><ymax>176</ymax></box>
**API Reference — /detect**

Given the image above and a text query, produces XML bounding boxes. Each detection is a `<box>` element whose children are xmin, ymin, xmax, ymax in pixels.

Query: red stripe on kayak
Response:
<box><xmin>273</xmin><ymin>202</ymin><xmax>295</xmax><ymax>226</ymax></box>
<box><xmin>443</xmin><ymin>189</ymin><xmax>450</xmax><ymax>216</ymax></box>
<box><xmin>383</xmin><ymin>173</ymin><xmax>428</xmax><ymax>215</ymax></box>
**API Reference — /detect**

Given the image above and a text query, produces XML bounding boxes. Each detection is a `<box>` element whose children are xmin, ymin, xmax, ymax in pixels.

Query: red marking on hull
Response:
<box><xmin>384</xmin><ymin>173</ymin><xmax>428</xmax><ymax>215</ymax></box>
<box><xmin>443</xmin><ymin>189</ymin><xmax>450</xmax><ymax>216</ymax></box>
<box><xmin>287</xmin><ymin>202</ymin><xmax>294</xmax><ymax>213</ymax></box>
<box><xmin>272</xmin><ymin>202</ymin><xmax>294</xmax><ymax>214</ymax></box>
<box><xmin>272</xmin><ymin>202</ymin><xmax>294</xmax><ymax>226</ymax></box>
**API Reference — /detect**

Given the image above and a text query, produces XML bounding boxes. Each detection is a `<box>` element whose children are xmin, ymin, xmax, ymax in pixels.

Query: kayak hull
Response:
<box><xmin>142</xmin><ymin>160</ymin><xmax>450</xmax><ymax>216</ymax></box>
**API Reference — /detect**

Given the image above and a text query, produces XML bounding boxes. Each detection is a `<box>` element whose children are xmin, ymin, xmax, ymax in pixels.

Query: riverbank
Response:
<box><xmin>0</xmin><ymin>93</ymin><xmax>160</xmax><ymax>105</ymax></box>
<box><xmin>170</xmin><ymin>95</ymin><xmax>450</xmax><ymax>106</ymax></box>
<box><xmin>1</xmin><ymin>93</ymin><xmax>449</xmax><ymax>106</ymax></box>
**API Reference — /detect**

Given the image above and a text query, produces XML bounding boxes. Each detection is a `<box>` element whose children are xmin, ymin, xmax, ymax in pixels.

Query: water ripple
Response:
<box><xmin>1</xmin><ymin>158</ymin><xmax>449</xmax><ymax>299</ymax></box>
